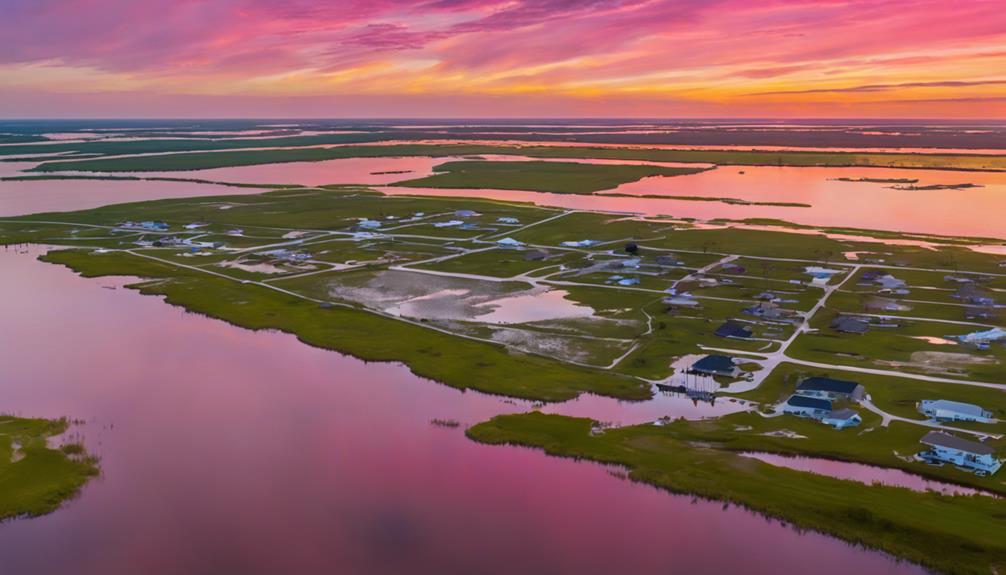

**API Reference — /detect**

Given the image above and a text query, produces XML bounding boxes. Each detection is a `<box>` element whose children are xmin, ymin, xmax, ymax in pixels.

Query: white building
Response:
<box><xmin>918</xmin><ymin>400</ymin><xmax>995</xmax><ymax>423</ymax></box>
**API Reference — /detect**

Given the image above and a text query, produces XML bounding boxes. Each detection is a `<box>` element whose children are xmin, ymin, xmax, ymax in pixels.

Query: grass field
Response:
<box><xmin>25</xmin><ymin>143</ymin><xmax>1006</xmax><ymax>173</ymax></box>
<box><xmin>0</xmin><ymin>416</ymin><xmax>99</xmax><ymax>521</ymax></box>
<box><xmin>390</xmin><ymin>160</ymin><xmax>708</xmax><ymax>194</ymax></box>
<box><xmin>468</xmin><ymin>411</ymin><xmax>1006</xmax><ymax>575</ymax></box>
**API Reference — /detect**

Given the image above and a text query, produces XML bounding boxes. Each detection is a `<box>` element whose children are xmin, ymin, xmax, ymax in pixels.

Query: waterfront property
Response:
<box><xmin>690</xmin><ymin>355</ymin><xmax>741</xmax><ymax>378</ymax></box>
<box><xmin>918</xmin><ymin>400</ymin><xmax>995</xmax><ymax>424</ymax></box>
<box><xmin>919</xmin><ymin>431</ymin><xmax>1003</xmax><ymax>475</ymax></box>
<box><xmin>782</xmin><ymin>395</ymin><xmax>833</xmax><ymax>419</ymax></box>
<box><xmin>795</xmin><ymin>376</ymin><xmax>865</xmax><ymax>402</ymax></box>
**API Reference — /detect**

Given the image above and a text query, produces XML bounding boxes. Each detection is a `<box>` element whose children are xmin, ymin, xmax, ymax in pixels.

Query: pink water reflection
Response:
<box><xmin>381</xmin><ymin>164</ymin><xmax>1006</xmax><ymax>239</ymax></box>
<box><xmin>0</xmin><ymin>246</ymin><xmax>923</xmax><ymax>575</ymax></box>
<box><xmin>743</xmin><ymin>453</ymin><xmax>995</xmax><ymax>497</ymax></box>
<box><xmin>0</xmin><ymin>179</ymin><xmax>259</xmax><ymax>217</ymax></box>
<box><xmin>129</xmin><ymin>156</ymin><xmax>449</xmax><ymax>187</ymax></box>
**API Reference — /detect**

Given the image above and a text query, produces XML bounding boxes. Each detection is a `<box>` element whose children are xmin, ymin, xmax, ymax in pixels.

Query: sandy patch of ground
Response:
<box><xmin>877</xmin><ymin>351</ymin><xmax>998</xmax><ymax>375</ymax></box>
<box><xmin>327</xmin><ymin>270</ymin><xmax>597</xmax><ymax>325</ymax></box>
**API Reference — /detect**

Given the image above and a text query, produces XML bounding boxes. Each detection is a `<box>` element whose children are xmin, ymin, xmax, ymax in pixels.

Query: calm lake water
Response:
<box><xmin>381</xmin><ymin>165</ymin><xmax>1006</xmax><ymax>240</ymax></box>
<box><xmin>4</xmin><ymin>157</ymin><xmax>1006</xmax><ymax>240</ymax></box>
<box><xmin>0</xmin><ymin>245</ymin><xmax>924</xmax><ymax>575</ymax></box>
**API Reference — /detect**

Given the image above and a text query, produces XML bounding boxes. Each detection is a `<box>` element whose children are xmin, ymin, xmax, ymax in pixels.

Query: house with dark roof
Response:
<box><xmin>822</xmin><ymin>408</ymin><xmax>862</xmax><ymax>429</ymax></box>
<box><xmin>953</xmin><ymin>283</ymin><xmax>995</xmax><ymax>306</ymax></box>
<box><xmin>722</xmin><ymin>264</ymin><xmax>747</xmax><ymax>275</ymax></box>
<box><xmin>858</xmin><ymin>269</ymin><xmax>887</xmax><ymax>285</ymax></box>
<box><xmin>918</xmin><ymin>400</ymin><xmax>995</xmax><ymax>424</ymax></box>
<box><xmin>831</xmin><ymin>316</ymin><xmax>869</xmax><ymax>334</ymax></box>
<box><xmin>965</xmin><ymin>306</ymin><xmax>996</xmax><ymax>321</ymax></box>
<box><xmin>919</xmin><ymin>431</ymin><xmax>1002</xmax><ymax>475</ymax></box>
<box><xmin>714</xmin><ymin>321</ymin><xmax>753</xmax><ymax>339</ymax></box>
<box><xmin>795</xmin><ymin>377</ymin><xmax>865</xmax><ymax>402</ymax></box>
<box><xmin>654</xmin><ymin>254</ymin><xmax>683</xmax><ymax>267</ymax></box>
<box><xmin>743</xmin><ymin>301</ymin><xmax>791</xmax><ymax>320</ymax></box>
<box><xmin>782</xmin><ymin>395</ymin><xmax>833</xmax><ymax>419</ymax></box>
<box><xmin>690</xmin><ymin>355</ymin><xmax>741</xmax><ymax>378</ymax></box>
<box><xmin>524</xmin><ymin>250</ymin><xmax>550</xmax><ymax>262</ymax></box>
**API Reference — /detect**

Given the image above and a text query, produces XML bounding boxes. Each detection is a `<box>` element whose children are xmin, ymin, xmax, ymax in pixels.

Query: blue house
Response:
<box><xmin>918</xmin><ymin>400</ymin><xmax>995</xmax><ymax>423</ymax></box>
<box><xmin>782</xmin><ymin>395</ymin><xmax>832</xmax><ymax>419</ymax></box>
<box><xmin>795</xmin><ymin>377</ymin><xmax>865</xmax><ymax>402</ymax></box>
<box><xmin>822</xmin><ymin>408</ymin><xmax>862</xmax><ymax>429</ymax></box>
<box><xmin>919</xmin><ymin>431</ymin><xmax>1002</xmax><ymax>475</ymax></box>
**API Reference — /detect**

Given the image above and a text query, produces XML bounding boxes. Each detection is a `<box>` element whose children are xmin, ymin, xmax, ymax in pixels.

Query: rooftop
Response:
<box><xmin>921</xmin><ymin>400</ymin><xmax>990</xmax><ymax>417</ymax></box>
<box><xmin>692</xmin><ymin>355</ymin><xmax>736</xmax><ymax>373</ymax></box>
<box><xmin>921</xmin><ymin>431</ymin><xmax>997</xmax><ymax>456</ymax></box>
<box><xmin>786</xmin><ymin>395</ymin><xmax>833</xmax><ymax>411</ymax></box>
<box><xmin>826</xmin><ymin>408</ymin><xmax>859</xmax><ymax>421</ymax></box>
<box><xmin>796</xmin><ymin>376</ymin><xmax>861</xmax><ymax>395</ymax></box>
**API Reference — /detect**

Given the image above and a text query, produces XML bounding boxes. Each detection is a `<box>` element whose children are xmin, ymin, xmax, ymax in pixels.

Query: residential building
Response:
<box><xmin>496</xmin><ymin>237</ymin><xmax>524</xmax><ymax>249</ymax></box>
<box><xmin>832</xmin><ymin>315</ymin><xmax>869</xmax><ymax>334</ymax></box>
<box><xmin>822</xmin><ymin>408</ymin><xmax>862</xmax><ymax>429</ymax></box>
<box><xmin>918</xmin><ymin>400</ymin><xmax>995</xmax><ymax>423</ymax></box>
<box><xmin>794</xmin><ymin>376</ymin><xmax>865</xmax><ymax>402</ymax></box>
<box><xmin>714</xmin><ymin>321</ymin><xmax>753</xmax><ymax>339</ymax></box>
<box><xmin>782</xmin><ymin>395</ymin><xmax>833</xmax><ymax>419</ymax></box>
<box><xmin>919</xmin><ymin>431</ymin><xmax>1002</xmax><ymax>475</ymax></box>
<box><xmin>654</xmin><ymin>254</ymin><xmax>683</xmax><ymax>266</ymax></box>
<box><xmin>690</xmin><ymin>355</ymin><xmax>741</xmax><ymax>378</ymax></box>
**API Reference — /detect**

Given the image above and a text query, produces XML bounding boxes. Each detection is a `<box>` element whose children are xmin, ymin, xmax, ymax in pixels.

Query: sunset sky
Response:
<box><xmin>2</xmin><ymin>0</ymin><xmax>1005</xmax><ymax>118</ymax></box>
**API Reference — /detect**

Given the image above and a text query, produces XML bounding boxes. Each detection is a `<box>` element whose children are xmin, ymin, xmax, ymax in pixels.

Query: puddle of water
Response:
<box><xmin>742</xmin><ymin>452</ymin><xmax>995</xmax><ymax>497</ymax></box>
<box><xmin>473</xmin><ymin>289</ymin><xmax>595</xmax><ymax>324</ymax></box>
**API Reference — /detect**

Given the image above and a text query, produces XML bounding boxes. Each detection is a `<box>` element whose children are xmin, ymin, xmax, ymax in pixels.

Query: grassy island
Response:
<box><xmin>468</xmin><ymin>411</ymin><xmax>1006</xmax><ymax>575</ymax></box>
<box><xmin>0</xmin><ymin>415</ymin><xmax>99</xmax><ymax>520</ymax></box>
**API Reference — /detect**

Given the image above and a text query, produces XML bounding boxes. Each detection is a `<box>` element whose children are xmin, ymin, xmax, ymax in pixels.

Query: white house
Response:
<box><xmin>918</xmin><ymin>400</ymin><xmax>995</xmax><ymax>424</ymax></box>
<box><xmin>794</xmin><ymin>377</ymin><xmax>865</xmax><ymax>402</ymax></box>
<box><xmin>822</xmin><ymin>408</ymin><xmax>862</xmax><ymax>429</ymax></box>
<box><xmin>919</xmin><ymin>431</ymin><xmax>1002</xmax><ymax>475</ymax></box>
<box><xmin>497</xmin><ymin>217</ymin><xmax>520</xmax><ymax>224</ymax></box>
<box><xmin>496</xmin><ymin>237</ymin><xmax>524</xmax><ymax>249</ymax></box>
<box><xmin>782</xmin><ymin>395</ymin><xmax>833</xmax><ymax>420</ymax></box>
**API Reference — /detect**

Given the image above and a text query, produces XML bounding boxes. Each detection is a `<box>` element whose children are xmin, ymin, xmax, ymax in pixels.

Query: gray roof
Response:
<box><xmin>826</xmin><ymin>408</ymin><xmax>859</xmax><ymax>420</ymax></box>
<box><xmin>920</xmin><ymin>431</ymin><xmax>996</xmax><ymax>456</ymax></box>
<box><xmin>797</xmin><ymin>377</ymin><xmax>862</xmax><ymax>395</ymax></box>
<box><xmin>922</xmin><ymin>400</ymin><xmax>988</xmax><ymax>417</ymax></box>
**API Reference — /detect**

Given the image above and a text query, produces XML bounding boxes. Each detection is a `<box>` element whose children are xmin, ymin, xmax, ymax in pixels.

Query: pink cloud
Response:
<box><xmin>0</xmin><ymin>0</ymin><xmax>1004</xmax><ymax>117</ymax></box>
